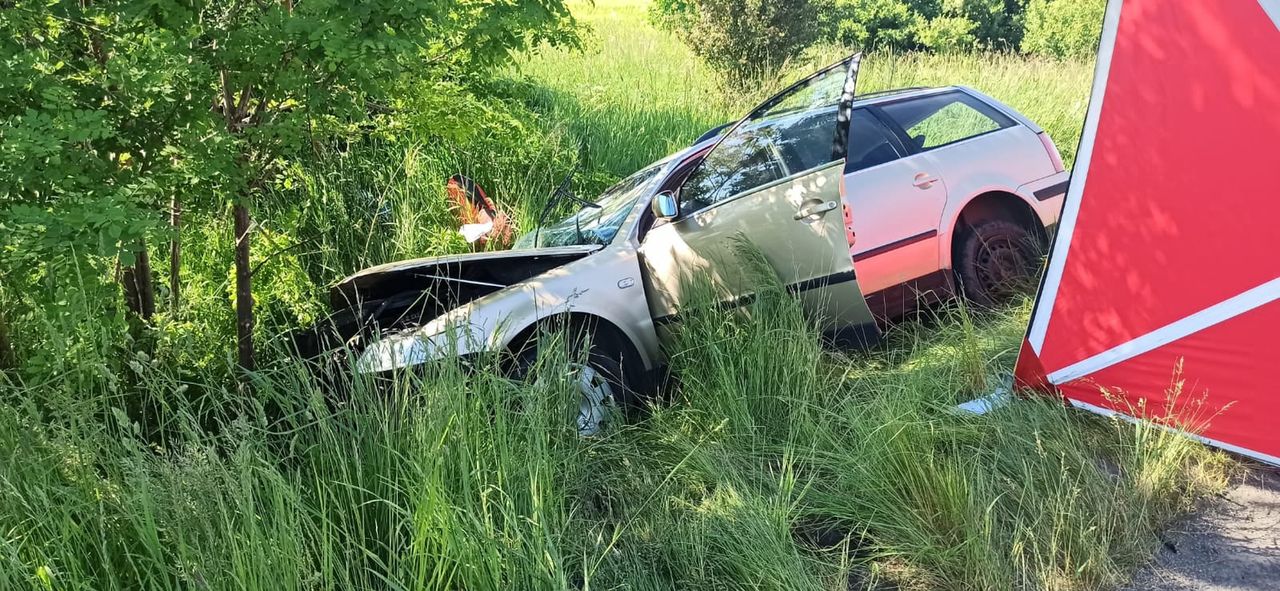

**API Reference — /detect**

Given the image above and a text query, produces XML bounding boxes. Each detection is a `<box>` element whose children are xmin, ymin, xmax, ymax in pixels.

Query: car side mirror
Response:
<box><xmin>651</xmin><ymin>191</ymin><xmax>679</xmax><ymax>220</ymax></box>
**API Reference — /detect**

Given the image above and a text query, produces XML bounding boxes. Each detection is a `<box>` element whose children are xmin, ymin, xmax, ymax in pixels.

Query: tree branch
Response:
<box><xmin>234</xmin><ymin>217</ymin><xmax>257</xmax><ymax>248</ymax></box>
<box><xmin>248</xmin><ymin>49</ymin><xmax>297</xmax><ymax>126</ymax></box>
<box><xmin>219</xmin><ymin>69</ymin><xmax>237</xmax><ymax>130</ymax></box>
<box><xmin>427</xmin><ymin>40</ymin><xmax>469</xmax><ymax>65</ymax></box>
<box><xmin>250</xmin><ymin>239</ymin><xmax>314</xmax><ymax>278</ymax></box>
<box><xmin>235</xmin><ymin>85</ymin><xmax>254</xmax><ymax>120</ymax></box>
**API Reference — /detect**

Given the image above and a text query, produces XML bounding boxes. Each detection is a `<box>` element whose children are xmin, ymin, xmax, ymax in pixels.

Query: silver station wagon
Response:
<box><xmin>318</xmin><ymin>54</ymin><xmax>1069</xmax><ymax>434</ymax></box>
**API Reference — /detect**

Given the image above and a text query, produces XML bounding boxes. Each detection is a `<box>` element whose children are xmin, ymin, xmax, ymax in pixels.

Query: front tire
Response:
<box><xmin>568</xmin><ymin>353</ymin><xmax>627</xmax><ymax>436</ymax></box>
<box><xmin>954</xmin><ymin>219</ymin><xmax>1041</xmax><ymax>307</ymax></box>
<box><xmin>511</xmin><ymin>329</ymin><xmax>637</xmax><ymax>437</ymax></box>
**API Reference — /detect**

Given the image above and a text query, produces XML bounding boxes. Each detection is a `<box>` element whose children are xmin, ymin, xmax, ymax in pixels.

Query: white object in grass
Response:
<box><xmin>955</xmin><ymin>388</ymin><xmax>1012</xmax><ymax>415</ymax></box>
<box><xmin>460</xmin><ymin>222</ymin><xmax>493</xmax><ymax>243</ymax></box>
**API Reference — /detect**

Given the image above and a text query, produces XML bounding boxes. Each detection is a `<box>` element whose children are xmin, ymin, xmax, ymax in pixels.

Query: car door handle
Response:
<box><xmin>913</xmin><ymin>173</ymin><xmax>939</xmax><ymax>189</ymax></box>
<box><xmin>794</xmin><ymin>200</ymin><xmax>838</xmax><ymax>220</ymax></box>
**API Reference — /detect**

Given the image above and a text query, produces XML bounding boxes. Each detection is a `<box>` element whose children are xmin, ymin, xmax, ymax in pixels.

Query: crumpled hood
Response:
<box><xmin>330</xmin><ymin>245</ymin><xmax>601</xmax><ymax>311</ymax></box>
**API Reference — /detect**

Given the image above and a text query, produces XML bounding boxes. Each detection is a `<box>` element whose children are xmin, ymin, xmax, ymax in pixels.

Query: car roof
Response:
<box><xmin>852</xmin><ymin>85</ymin><xmax>956</xmax><ymax>107</ymax></box>
<box><xmin>682</xmin><ymin>85</ymin><xmax>1033</xmax><ymax>154</ymax></box>
<box><xmin>854</xmin><ymin>86</ymin><xmax>933</xmax><ymax>101</ymax></box>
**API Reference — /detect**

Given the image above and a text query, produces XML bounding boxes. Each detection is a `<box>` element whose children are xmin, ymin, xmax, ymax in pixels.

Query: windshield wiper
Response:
<box><xmin>533</xmin><ymin>160</ymin><xmax>601</xmax><ymax>248</ymax></box>
<box><xmin>573</xmin><ymin>200</ymin><xmax>603</xmax><ymax>245</ymax></box>
<box><xmin>534</xmin><ymin>163</ymin><xmax>578</xmax><ymax>248</ymax></box>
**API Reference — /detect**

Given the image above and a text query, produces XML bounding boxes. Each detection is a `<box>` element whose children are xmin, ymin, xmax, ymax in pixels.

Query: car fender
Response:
<box><xmin>357</xmin><ymin>246</ymin><xmax>659</xmax><ymax>373</ymax></box>
<box><xmin>483</xmin><ymin>282</ymin><xmax>659</xmax><ymax>369</ymax></box>
<box><xmin>935</xmin><ymin>171</ymin><xmax>1043</xmax><ymax>270</ymax></box>
<box><xmin>494</xmin><ymin>247</ymin><xmax>658</xmax><ymax>368</ymax></box>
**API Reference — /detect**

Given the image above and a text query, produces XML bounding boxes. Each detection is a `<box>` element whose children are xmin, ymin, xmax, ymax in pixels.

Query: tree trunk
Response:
<box><xmin>121</xmin><ymin>243</ymin><xmax>156</xmax><ymax>321</ymax></box>
<box><xmin>169</xmin><ymin>194</ymin><xmax>182</xmax><ymax>312</ymax></box>
<box><xmin>220</xmin><ymin>67</ymin><xmax>257</xmax><ymax>379</ymax></box>
<box><xmin>233</xmin><ymin>201</ymin><xmax>255</xmax><ymax>373</ymax></box>
<box><xmin>122</xmin><ymin>264</ymin><xmax>141</xmax><ymax>318</ymax></box>
<box><xmin>0</xmin><ymin>309</ymin><xmax>13</xmax><ymax>371</ymax></box>
<box><xmin>136</xmin><ymin>246</ymin><xmax>155</xmax><ymax>319</ymax></box>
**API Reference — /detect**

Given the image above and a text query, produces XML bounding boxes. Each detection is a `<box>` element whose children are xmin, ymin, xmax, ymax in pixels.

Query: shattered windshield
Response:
<box><xmin>515</xmin><ymin>163</ymin><xmax>664</xmax><ymax>249</ymax></box>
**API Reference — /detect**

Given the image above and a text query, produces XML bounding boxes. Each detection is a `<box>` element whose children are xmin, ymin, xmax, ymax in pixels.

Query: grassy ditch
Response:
<box><xmin>0</xmin><ymin>273</ymin><xmax>1232</xmax><ymax>590</ymax></box>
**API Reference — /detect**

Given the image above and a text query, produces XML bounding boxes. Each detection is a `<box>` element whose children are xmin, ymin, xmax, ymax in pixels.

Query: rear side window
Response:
<box><xmin>879</xmin><ymin>92</ymin><xmax>1014</xmax><ymax>151</ymax></box>
<box><xmin>846</xmin><ymin>109</ymin><xmax>903</xmax><ymax>172</ymax></box>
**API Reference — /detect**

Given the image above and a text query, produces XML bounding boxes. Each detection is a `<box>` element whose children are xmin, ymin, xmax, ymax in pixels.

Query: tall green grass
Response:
<box><xmin>1</xmin><ymin>255</ymin><xmax>1232</xmax><ymax>590</ymax></box>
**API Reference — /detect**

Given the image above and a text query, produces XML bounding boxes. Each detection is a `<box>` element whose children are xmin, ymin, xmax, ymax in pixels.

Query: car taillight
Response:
<box><xmin>1039</xmin><ymin>132</ymin><xmax>1066</xmax><ymax>173</ymax></box>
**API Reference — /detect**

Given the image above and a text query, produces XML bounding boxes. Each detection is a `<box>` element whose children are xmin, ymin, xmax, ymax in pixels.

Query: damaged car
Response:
<box><xmin>314</xmin><ymin>53</ymin><xmax>1070</xmax><ymax>434</ymax></box>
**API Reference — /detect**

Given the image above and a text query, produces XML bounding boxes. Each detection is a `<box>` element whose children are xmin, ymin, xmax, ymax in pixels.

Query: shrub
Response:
<box><xmin>658</xmin><ymin>0</ymin><xmax>1082</xmax><ymax>57</ymax></box>
<box><xmin>649</xmin><ymin>0</ymin><xmax>698</xmax><ymax>31</ymax></box>
<box><xmin>955</xmin><ymin>0</ymin><xmax>1029</xmax><ymax>49</ymax></box>
<box><xmin>664</xmin><ymin>0</ymin><xmax>822</xmax><ymax>86</ymax></box>
<box><xmin>826</xmin><ymin>0</ymin><xmax>924</xmax><ymax>50</ymax></box>
<box><xmin>1022</xmin><ymin>0</ymin><xmax>1106</xmax><ymax>58</ymax></box>
<box><xmin>915</xmin><ymin>15</ymin><xmax>979</xmax><ymax>52</ymax></box>
<box><xmin>823</xmin><ymin>0</ymin><xmax>1025</xmax><ymax>52</ymax></box>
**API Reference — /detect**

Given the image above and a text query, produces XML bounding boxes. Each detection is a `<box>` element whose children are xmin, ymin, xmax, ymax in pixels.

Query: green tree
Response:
<box><xmin>915</xmin><ymin>15</ymin><xmax>978</xmax><ymax>52</ymax></box>
<box><xmin>817</xmin><ymin>0</ymin><xmax>1029</xmax><ymax>52</ymax></box>
<box><xmin>954</xmin><ymin>0</ymin><xmax>1028</xmax><ymax>49</ymax></box>
<box><xmin>650</xmin><ymin>0</ymin><xmax>698</xmax><ymax>31</ymax></box>
<box><xmin>0</xmin><ymin>4</ymin><xmax>202</xmax><ymax>324</ymax></box>
<box><xmin>827</xmin><ymin>0</ymin><xmax>923</xmax><ymax>50</ymax></box>
<box><xmin>0</xmin><ymin>0</ymin><xmax>576</xmax><ymax>376</ymax></box>
<box><xmin>677</xmin><ymin>0</ymin><xmax>822</xmax><ymax>87</ymax></box>
<box><xmin>1022</xmin><ymin>0</ymin><xmax>1105</xmax><ymax>58</ymax></box>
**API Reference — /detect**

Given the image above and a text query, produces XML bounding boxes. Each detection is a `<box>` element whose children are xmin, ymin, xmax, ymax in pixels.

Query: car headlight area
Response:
<box><xmin>355</xmin><ymin>320</ymin><xmax>487</xmax><ymax>374</ymax></box>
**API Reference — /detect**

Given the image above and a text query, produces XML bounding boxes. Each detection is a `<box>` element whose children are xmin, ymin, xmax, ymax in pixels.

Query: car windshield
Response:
<box><xmin>515</xmin><ymin>163</ymin><xmax>664</xmax><ymax>249</ymax></box>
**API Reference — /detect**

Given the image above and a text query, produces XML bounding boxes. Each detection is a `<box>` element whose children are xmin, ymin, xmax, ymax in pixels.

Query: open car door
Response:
<box><xmin>640</xmin><ymin>54</ymin><xmax>881</xmax><ymax>346</ymax></box>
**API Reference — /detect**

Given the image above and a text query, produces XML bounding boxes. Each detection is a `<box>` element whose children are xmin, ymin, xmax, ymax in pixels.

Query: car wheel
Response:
<box><xmin>955</xmin><ymin>219</ymin><xmax>1041</xmax><ymax>307</ymax></box>
<box><xmin>567</xmin><ymin>354</ymin><xmax>627</xmax><ymax>436</ymax></box>
<box><xmin>512</xmin><ymin>331</ymin><xmax>636</xmax><ymax>437</ymax></box>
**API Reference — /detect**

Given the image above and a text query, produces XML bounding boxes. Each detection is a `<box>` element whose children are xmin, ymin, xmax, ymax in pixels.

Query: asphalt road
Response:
<box><xmin>1125</xmin><ymin>463</ymin><xmax>1280</xmax><ymax>591</ymax></box>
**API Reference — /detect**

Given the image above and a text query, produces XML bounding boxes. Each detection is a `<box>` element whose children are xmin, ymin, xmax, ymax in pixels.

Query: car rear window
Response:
<box><xmin>846</xmin><ymin>109</ymin><xmax>903</xmax><ymax>172</ymax></box>
<box><xmin>879</xmin><ymin>92</ymin><xmax>1015</xmax><ymax>151</ymax></box>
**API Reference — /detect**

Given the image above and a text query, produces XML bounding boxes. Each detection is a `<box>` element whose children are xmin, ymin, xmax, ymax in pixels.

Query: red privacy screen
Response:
<box><xmin>1016</xmin><ymin>0</ymin><xmax>1280</xmax><ymax>463</ymax></box>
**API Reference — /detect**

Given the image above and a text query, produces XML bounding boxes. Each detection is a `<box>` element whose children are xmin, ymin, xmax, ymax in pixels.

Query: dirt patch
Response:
<box><xmin>1125</xmin><ymin>463</ymin><xmax>1280</xmax><ymax>591</ymax></box>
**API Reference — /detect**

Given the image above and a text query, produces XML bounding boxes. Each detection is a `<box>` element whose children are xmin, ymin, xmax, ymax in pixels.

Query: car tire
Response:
<box><xmin>954</xmin><ymin>218</ymin><xmax>1041</xmax><ymax>308</ymax></box>
<box><xmin>511</xmin><ymin>327</ymin><xmax>638</xmax><ymax>436</ymax></box>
